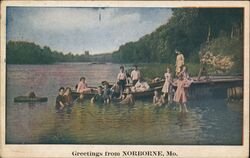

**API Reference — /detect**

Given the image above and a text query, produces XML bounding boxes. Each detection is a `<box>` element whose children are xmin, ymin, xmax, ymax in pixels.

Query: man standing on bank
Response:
<box><xmin>175</xmin><ymin>50</ymin><xmax>185</xmax><ymax>76</ymax></box>
<box><xmin>130</xmin><ymin>64</ymin><xmax>141</xmax><ymax>86</ymax></box>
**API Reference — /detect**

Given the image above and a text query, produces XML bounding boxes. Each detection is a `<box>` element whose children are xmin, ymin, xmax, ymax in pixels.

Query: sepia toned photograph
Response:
<box><xmin>0</xmin><ymin>1</ymin><xmax>249</xmax><ymax>158</ymax></box>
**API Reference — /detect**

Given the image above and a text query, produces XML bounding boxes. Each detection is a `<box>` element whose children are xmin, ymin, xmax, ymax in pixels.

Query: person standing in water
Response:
<box><xmin>173</xmin><ymin>74</ymin><xmax>191</xmax><ymax>112</ymax></box>
<box><xmin>117</xmin><ymin>66</ymin><xmax>128</xmax><ymax>98</ymax></box>
<box><xmin>130</xmin><ymin>65</ymin><xmax>141</xmax><ymax>86</ymax></box>
<box><xmin>55</xmin><ymin>87</ymin><xmax>66</xmax><ymax>110</ymax></box>
<box><xmin>162</xmin><ymin>67</ymin><xmax>173</xmax><ymax>103</ymax></box>
<box><xmin>101</xmin><ymin>81</ymin><xmax>111</xmax><ymax>104</ymax></box>
<box><xmin>175</xmin><ymin>50</ymin><xmax>185</xmax><ymax>76</ymax></box>
<box><xmin>63</xmin><ymin>87</ymin><xmax>73</xmax><ymax>106</ymax></box>
<box><xmin>91</xmin><ymin>86</ymin><xmax>104</xmax><ymax>104</ymax></box>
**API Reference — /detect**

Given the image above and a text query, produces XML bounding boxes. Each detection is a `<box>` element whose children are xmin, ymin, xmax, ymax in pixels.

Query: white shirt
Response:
<box><xmin>131</xmin><ymin>70</ymin><xmax>141</xmax><ymax>81</ymax></box>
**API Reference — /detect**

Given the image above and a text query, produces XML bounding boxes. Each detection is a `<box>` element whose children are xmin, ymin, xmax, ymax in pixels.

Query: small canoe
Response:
<box><xmin>14</xmin><ymin>96</ymin><xmax>48</xmax><ymax>103</ymax></box>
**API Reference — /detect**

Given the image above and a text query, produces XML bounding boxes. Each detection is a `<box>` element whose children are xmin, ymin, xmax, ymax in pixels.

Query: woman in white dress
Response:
<box><xmin>162</xmin><ymin>67</ymin><xmax>173</xmax><ymax>103</ymax></box>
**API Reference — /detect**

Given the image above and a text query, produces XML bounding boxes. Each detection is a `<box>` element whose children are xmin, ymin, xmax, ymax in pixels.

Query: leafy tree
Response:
<box><xmin>112</xmin><ymin>8</ymin><xmax>243</xmax><ymax>70</ymax></box>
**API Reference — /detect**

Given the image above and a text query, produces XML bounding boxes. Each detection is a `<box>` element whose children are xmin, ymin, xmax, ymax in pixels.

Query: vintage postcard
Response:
<box><xmin>0</xmin><ymin>1</ymin><xmax>249</xmax><ymax>158</ymax></box>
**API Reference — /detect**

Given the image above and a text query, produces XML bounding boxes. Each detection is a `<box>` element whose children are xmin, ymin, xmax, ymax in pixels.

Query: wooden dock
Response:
<box><xmin>187</xmin><ymin>75</ymin><xmax>243</xmax><ymax>100</ymax></box>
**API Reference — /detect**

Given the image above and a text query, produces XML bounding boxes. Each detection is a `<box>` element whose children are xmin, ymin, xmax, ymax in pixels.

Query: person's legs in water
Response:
<box><xmin>183</xmin><ymin>103</ymin><xmax>188</xmax><ymax>112</ymax></box>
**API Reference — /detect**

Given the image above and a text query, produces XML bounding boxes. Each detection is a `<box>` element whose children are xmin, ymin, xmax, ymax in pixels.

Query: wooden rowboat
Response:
<box><xmin>71</xmin><ymin>86</ymin><xmax>163</xmax><ymax>100</ymax></box>
<box><xmin>106</xmin><ymin>79</ymin><xmax>165</xmax><ymax>89</ymax></box>
<box><xmin>14</xmin><ymin>96</ymin><xmax>48</xmax><ymax>103</ymax></box>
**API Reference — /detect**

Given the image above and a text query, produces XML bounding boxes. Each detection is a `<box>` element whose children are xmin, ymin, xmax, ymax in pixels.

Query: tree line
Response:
<box><xmin>6</xmin><ymin>41</ymin><xmax>113</xmax><ymax>64</ymax></box>
<box><xmin>112</xmin><ymin>8</ymin><xmax>243</xmax><ymax>68</ymax></box>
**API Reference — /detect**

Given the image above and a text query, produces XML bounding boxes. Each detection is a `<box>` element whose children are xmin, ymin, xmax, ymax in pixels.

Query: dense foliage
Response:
<box><xmin>6</xmin><ymin>41</ymin><xmax>112</xmax><ymax>64</ymax></box>
<box><xmin>7</xmin><ymin>41</ymin><xmax>55</xmax><ymax>64</ymax></box>
<box><xmin>112</xmin><ymin>8</ymin><xmax>243</xmax><ymax>66</ymax></box>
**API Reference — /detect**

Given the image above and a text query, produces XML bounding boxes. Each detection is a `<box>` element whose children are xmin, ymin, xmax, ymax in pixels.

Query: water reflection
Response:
<box><xmin>6</xmin><ymin>63</ymin><xmax>243</xmax><ymax>145</ymax></box>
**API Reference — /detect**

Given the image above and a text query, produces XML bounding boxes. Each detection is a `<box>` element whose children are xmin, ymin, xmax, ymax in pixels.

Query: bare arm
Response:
<box><xmin>171</xmin><ymin>80</ymin><xmax>177</xmax><ymax>87</ymax></box>
<box><xmin>184</xmin><ymin>80</ymin><xmax>192</xmax><ymax>87</ymax></box>
<box><xmin>59</xmin><ymin>101</ymin><xmax>65</xmax><ymax>109</ymax></box>
<box><xmin>76</xmin><ymin>83</ymin><xmax>80</xmax><ymax>92</ymax></box>
<box><xmin>90</xmin><ymin>97</ymin><xmax>95</xmax><ymax>103</ymax></box>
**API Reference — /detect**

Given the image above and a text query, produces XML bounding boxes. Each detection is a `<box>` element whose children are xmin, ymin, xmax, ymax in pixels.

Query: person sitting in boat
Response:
<box><xmin>63</xmin><ymin>87</ymin><xmax>73</xmax><ymax>106</ymax></box>
<box><xmin>131</xmin><ymin>79</ymin><xmax>150</xmax><ymax>92</ymax></box>
<box><xmin>153</xmin><ymin>90</ymin><xmax>165</xmax><ymax>107</ymax></box>
<box><xmin>55</xmin><ymin>87</ymin><xmax>66</xmax><ymax>110</ymax></box>
<box><xmin>119</xmin><ymin>88</ymin><xmax>134</xmax><ymax>105</ymax></box>
<box><xmin>101</xmin><ymin>81</ymin><xmax>111</xmax><ymax>104</ymax></box>
<box><xmin>77</xmin><ymin>77</ymin><xmax>91</xmax><ymax>93</ymax></box>
<box><xmin>117</xmin><ymin>66</ymin><xmax>128</xmax><ymax>98</ymax></box>
<box><xmin>28</xmin><ymin>91</ymin><xmax>36</xmax><ymax>98</ymax></box>
<box><xmin>91</xmin><ymin>86</ymin><xmax>105</xmax><ymax>104</ymax></box>
<box><xmin>110</xmin><ymin>81</ymin><xmax>120</xmax><ymax>99</ymax></box>
<box><xmin>130</xmin><ymin>64</ymin><xmax>141</xmax><ymax>86</ymax></box>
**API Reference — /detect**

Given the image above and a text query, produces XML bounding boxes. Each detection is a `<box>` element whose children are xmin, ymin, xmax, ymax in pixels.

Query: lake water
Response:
<box><xmin>6</xmin><ymin>63</ymin><xmax>243</xmax><ymax>144</ymax></box>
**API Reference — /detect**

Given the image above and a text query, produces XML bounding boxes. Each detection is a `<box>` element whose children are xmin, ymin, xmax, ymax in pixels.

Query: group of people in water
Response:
<box><xmin>152</xmin><ymin>65</ymin><xmax>192</xmax><ymax>112</ymax></box>
<box><xmin>56</xmin><ymin>51</ymin><xmax>193</xmax><ymax>112</ymax></box>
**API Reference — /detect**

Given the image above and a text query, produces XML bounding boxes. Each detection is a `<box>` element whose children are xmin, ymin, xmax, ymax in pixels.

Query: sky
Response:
<box><xmin>7</xmin><ymin>7</ymin><xmax>172</xmax><ymax>55</ymax></box>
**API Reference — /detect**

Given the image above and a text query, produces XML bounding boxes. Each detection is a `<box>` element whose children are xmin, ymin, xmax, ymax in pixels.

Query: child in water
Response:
<box><xmin>55</xmin><ymin>87</ymin><xmax>66</xmax><ymax>110</ymax></box>
<box><xmin>102</xmin><ymin>81</ymin><xmax>111</xmax><ymax>104</ymax></box>
<box><xmin>153</xmin><ymin>90</ymin><xmax>165</xmax><ymax>107</ymax></box>
<box><xmin>119</xmin><ymin>88</ymin><xmax>134</xmax><ymax>105</ymax></box>
<box><xmin>63</xmin><ymin>87</ymin><xmax>73</xmax><ymax>106</ymax></box>
<box><xmin>110</xmin><ymin>81</ymin><xmax>120</xmax><ymax>99</ymax></box>
<box><xmin>162</xmin><ymin>67</ymin><xmax>173</xmax><ymax>103</ymax></box>
<box><xmin>91</xmin><ymin>86</ymin><xmax>104</xmax><ymax>104</ymax></box>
